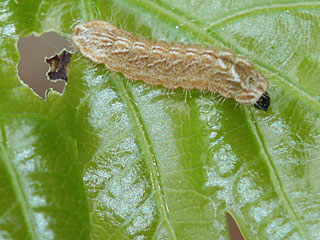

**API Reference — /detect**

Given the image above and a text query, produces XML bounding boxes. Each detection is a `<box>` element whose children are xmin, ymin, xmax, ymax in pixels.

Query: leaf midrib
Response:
<box><xmin>0</xmin><ymin>127</ymin><xmax>37</xmax><ymax>240</ymax></box>
<box><xmin>113</xmin><ymin>78</ymin><xmax>177</xmax><ymax>239</ymax></box>
<box><xmin>205</xmin><ymin>1</ymin><xmax>320</xmax><ymax>30</ymax></box>
<box><xmin>245</xmin><ymin>108</ymin><xmax>311</xmax><ymax>240</ymax></box>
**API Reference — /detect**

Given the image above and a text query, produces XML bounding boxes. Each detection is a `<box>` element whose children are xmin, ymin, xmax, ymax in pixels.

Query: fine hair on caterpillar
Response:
<box><xmin>72</xmin><ymin>20</ymin><xmax>270</xmax><ymax>111</ymax></box>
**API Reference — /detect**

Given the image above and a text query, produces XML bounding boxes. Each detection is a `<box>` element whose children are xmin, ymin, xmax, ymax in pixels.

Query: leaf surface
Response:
<box><xmin>0</xmin><ymin>0</ymin><xmax>319</xmax><ymax>239</ymax></box>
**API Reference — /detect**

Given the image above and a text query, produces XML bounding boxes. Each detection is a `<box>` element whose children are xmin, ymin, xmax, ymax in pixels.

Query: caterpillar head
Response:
<box><xmin>253</xmin><ymin>91</ymin><xmax>270</xmax><ymax>111</ymax></box>
<box><xmin>233</xmin><ymin>58</ymin><xmax>270</xmax><ymax>111</ymax></box>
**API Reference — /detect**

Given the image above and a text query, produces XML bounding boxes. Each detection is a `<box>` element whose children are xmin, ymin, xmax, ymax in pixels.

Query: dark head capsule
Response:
<box><xmin>254</xmin><ymin>92</ymin><xmax>270</xmax><ymax>111</ymax></box>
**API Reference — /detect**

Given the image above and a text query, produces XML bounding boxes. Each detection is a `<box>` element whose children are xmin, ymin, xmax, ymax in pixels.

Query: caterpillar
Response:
<box><xmin>72</xmin><ymin>20</ymin><xmax>270</xmax><ymax>111</ymax></box>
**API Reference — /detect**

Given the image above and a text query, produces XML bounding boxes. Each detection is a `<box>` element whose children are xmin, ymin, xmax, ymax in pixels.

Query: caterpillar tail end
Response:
<box><xmin>254</xmin><ymin>92</ymin><xmax>270</xmax><ymax>111</ymax></box>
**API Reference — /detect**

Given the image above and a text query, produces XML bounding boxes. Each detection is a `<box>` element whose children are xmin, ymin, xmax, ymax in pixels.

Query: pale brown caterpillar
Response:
<box><xmin>72</xmin><ymin>21</ymin><xmax>270</xmax><ymax>110</ymax></box>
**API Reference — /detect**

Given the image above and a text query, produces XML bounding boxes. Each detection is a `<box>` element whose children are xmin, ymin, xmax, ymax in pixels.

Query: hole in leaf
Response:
<box><xmin>227</xmin><ymin>213</ymin><xmax>245</xmax><ymax>240</ymax></box>
<box><xmin>17</xmin><ymin>31</ymin><xmax>72</xmax><ymax>99</ymax></box>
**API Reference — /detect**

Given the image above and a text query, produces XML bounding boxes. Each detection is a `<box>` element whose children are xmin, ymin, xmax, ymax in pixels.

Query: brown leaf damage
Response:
<box><xmin>45</xmin><ymin>49</ymin><xmax>72</xmax><ymax>82</ymax></box>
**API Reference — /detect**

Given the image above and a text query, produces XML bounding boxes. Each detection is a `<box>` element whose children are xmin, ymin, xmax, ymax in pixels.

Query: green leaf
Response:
<box><xmin>1</xmin><ymin>0</ymin><xmax>320</xmax><ymax>239</ymax></box>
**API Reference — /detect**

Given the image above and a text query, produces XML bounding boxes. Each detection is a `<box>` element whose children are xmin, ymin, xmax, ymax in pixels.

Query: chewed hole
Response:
<box><xmin>227</xmin><ymin>213</ymin><xmax>245</xmax><ymax>240</ymax></box>
<box><xmin>17</xmin><ymin>31</ymin><xmax>72</xmax><ymax>99</ymax></box>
